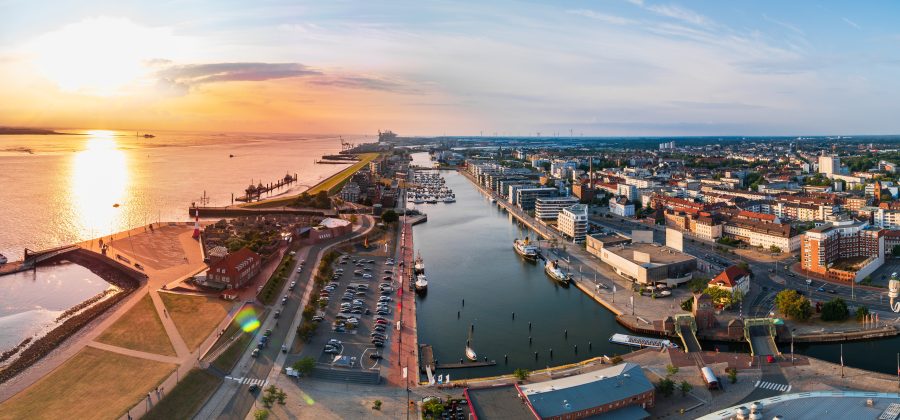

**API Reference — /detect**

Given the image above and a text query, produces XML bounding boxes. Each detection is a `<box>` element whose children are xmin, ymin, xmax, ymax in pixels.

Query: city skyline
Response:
<box><xmin>2</xmin><ymin>1</ymin><xmax>900</xmax><ymax>135</ymax></box>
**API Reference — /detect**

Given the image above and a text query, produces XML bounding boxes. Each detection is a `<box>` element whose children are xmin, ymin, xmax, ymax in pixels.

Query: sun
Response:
<box><xmin>27</xmin><ymin>17</ymin><xmax>184</xmax><ymax>96</ymax></box>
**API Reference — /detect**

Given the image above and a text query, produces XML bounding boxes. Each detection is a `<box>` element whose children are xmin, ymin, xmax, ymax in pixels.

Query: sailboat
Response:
<box><xmin>465</xmin><ymin>325</ymin><xmax>477</xmax><ymax>361</ymax></box>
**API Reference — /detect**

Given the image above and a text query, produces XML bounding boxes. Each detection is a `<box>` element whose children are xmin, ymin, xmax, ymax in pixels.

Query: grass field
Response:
<box><xmin>96</xmin><ymin>294</ymin><xmax>176</xmax><ymax>356</ymax></box>
<box><xmin>244</xmin><ymin>152</ymin><xmax>379</xmax><ymax>208</ymax></box>
<box><xmin>0</xmin><ymin>347</ymin><xmax>175</xmax><ymax>420</ymax></box>
<box><xmin>143</xmin><ymin>369</ymin><xmax>222</xmax><ymax>420</ymax></box>
<box><xmin>160</xmin><ymin>293</ymin><xmax>233</xmax><ymax>351</ymax></box>
<box><xmin>211</xmin><ymin>332</ymin><xmax>253</xmax><ymax>373</ymax></box>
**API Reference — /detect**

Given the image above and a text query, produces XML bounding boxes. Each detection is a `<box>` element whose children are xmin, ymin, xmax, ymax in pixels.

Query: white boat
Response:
<box><xmin>413</xmin><ymin>198</ymin><xmax>425</xmax><ymax>204</ymax></box>
<box><xmin>544</xmin><ymin>260</ymin><xmax>571</xmax><ymax>285</ymax></box>
<box><xmin>443</xmin><ymin>196</ymin><xmax>455</xmax><ymax>203</ymax></box>
<box><xmin>465</xmin><ymin>326</ymin><xmax>477</xmax><ymax>361</ymax></box>
<box><xmin>0</xmin><ymin>253</ymin><xmax>7</xmax><ymax>265</ymax></box>
<box><xmin>414</xmin><ymin>253</ymin><xmax>425</xmax><ymax>274</ymax></box>
<box><xmin>489</xmin><ymin>198</ymin><xmax>496</xmax><ymax>204</ymax></box>
<box><xmin>415</xmin><ymin>274</ymin><xmax>428</xmax><ymax>292</ymax></box>
<box><xmin>609</xmin><ymin>333</ymin><xmax>679</xmax><ymax>349</ymax></box>
<box><xmin>513</xmin><ymin>237</ymin><xmax>538</xmax><ymax>261</ymax></box>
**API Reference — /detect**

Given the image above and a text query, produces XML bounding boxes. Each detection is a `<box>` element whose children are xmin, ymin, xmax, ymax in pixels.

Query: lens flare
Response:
<box><xmin>235</xmin><ymin>307</ymin><xmax>260</xmax><ymax>332</ymax></box>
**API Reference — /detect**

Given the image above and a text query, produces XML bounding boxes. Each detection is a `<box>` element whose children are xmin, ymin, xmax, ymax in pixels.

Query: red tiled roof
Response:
<box><xmin>710</xmin><ymin>265</ymin><xmax>749</xmax><ymax>288</ymax></box>
<box><xmin>736</xmin><ymin>210</ymin><xmax>776</xmax><ymax>222</ymax></box>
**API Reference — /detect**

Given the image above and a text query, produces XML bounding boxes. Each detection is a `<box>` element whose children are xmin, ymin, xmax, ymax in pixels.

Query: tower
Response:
<box><xmin>192</xmin><ymin>209</ymin><xmax>200</xmax><ymax>240</ymax></box>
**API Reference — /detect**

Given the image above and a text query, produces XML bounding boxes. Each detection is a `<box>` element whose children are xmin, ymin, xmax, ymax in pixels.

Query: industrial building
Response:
<box><xmin>587</xmin><ymin>229</ymin><xmax>696</xmax><ymax>286</ymax></box>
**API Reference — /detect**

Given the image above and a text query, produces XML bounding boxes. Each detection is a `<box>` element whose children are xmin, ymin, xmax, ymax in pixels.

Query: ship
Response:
<box><xmin>513</xmin><ymin>237</ymin><xmax>538</xmax><ymax>261</ymax></box>
<box><xmin>544</xmin><ymin>259</ymin><xmax>571</xmax><ymax>285</ymax></box>
<box><xmin>415</xmin><ymin>274</ymin><xmax>428</xmax><ymax>292</ymax></box>
<box><xmin>609</xmin><ymin>333</ymin><xmax>679</xmax><ymax>350</ymax></box>
<box><xmin>465</xmin><ymin>326</ymin><xmax>477</xmax><ymax>361</ymax></box>
<box><xmin>414</xmin><ymin>253</ymin><xmax>425</xmax><ymax>275</ymax></box>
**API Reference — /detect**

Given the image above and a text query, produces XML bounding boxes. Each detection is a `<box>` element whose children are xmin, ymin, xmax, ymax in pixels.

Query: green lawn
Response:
<box><xmin>0</xmin><ymin>347</ymin><xmax>175</xmax><ymax>420</ymax></box>
<box><xmin>211</xmin><ymin>332</ymin><xmax>253</xmax><ymax>373</ymax></box>
<box><xmin>143</xmin><ymin>369</ymin><xmax>222</xmax><ymax>420</ymax></box>
<box><xmin>96</xmin><ymin>294</ymin><xmax>176</xmax><ymax>356</ymax></box>
<box><xmin>159</xmin><ymin>293</ymin><xmax>233</xmax><ymax>351</ymax></box>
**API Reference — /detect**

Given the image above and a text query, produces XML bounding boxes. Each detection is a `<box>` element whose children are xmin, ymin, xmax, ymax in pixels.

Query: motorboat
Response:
<box><xmin>544</xmin><ymin>259</ymin><xmax>571</xmax><ymax>285</ymax></box>
<box><xmin>465</xmin><ymin>326</ymin><xmax>477</xmax><ymax>361</ymax></box>
<box><xmin>414</xmin><ymin>253</ymin><xmax>425</xmax><ymax>274</ymax></box>
<box><xmin>0</xmin><ymin>253</ymin><xmax>7</xmax><ymax>265</ymax></box>
<box><xmin>513</xmin><ymin>237</ymin><xmax>538</xmax><ymax>261</ymax></box>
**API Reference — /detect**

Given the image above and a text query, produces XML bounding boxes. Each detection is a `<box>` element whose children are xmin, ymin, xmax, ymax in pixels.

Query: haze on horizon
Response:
<box><xmin>2</xmin><ymin>0</ymin><xmax>899</xmax><ymax>137</ymax></box>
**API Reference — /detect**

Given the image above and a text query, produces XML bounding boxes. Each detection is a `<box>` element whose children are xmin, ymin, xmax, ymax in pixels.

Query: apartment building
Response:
<box><xmin>516</xmin><ymin>187</ymin><xmax>559</xmax><ymax>211</ymax></box>
<box><xmin>535</xmin><ymin>196</ymin><xmax>581</xmax><ymax>220</ymax></box>
<box><xmin>558</xmin><ymin>204</ymin><xmax>589</xmax><ymax>243</ymax></box>
<box><xmin>722</xmin><ymin>213</ymin><xmax>800</xmax><ymax>251</ymax></box>
<box><xmin>800</xmin><ymin>218</ymin><xmax>884</xmax><ymax>283</ymax></box>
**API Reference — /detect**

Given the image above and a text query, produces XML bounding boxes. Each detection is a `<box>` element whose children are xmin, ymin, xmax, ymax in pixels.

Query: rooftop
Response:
<box><xmin>699</xmin><ymin>392</ymin><xmax>900</xmax><ymax>420</ymax></box>
<box><xmin>466</xmin><ymin>385</ymin><xmax>536</xmax><ymax>420</ymax></box>
<box><xmin>519</xmin><ymin>363</ymin><xmax>653</xmax><ymax>418</ymax></box>
<box><xmin>606</xmin><ymin>242</ymin><xmax>696</xmax><ymax>266</ymax></box>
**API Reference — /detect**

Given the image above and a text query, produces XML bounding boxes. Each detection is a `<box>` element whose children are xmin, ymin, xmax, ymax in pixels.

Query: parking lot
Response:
<box><xmin>301</xmin><ymin>253</ymin><xmax>400</xmax><ymax>371</ymax></box>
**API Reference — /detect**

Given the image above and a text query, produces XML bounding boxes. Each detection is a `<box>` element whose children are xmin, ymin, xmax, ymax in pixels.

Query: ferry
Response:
<box><xmin>513</xmin><ymin>237</ymin><xmax>538</xmax><ymax>261</ymax></box>
<box><xmin>609</xmin><ymin>333</ymin><xmax>679</xmax><ymax>350</ymax></box>
<box><xmin>415</xmin><ymin>274</ymin><xmax>428</xmax><ymax>292</ymax></box>
<box><xmin>0</xmin><ymin>253</ymin><xmax>7</xmax><ymax>265</ymax></box>
<box><xmin>544</xmin><ymin>259</ymin><xmax>571</xmax><ymax>285</ymax></box>
<box><xmin>414</xmin><ymin>253</ymin><xmax>425</xmax><ymax>275</ymax></box>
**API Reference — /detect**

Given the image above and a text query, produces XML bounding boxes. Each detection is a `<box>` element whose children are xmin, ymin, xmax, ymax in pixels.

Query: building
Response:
<box><xmin>709</xmin><ymin>265</ymin><xmax>751</xmax><ymax>296</ymax></box>
<box><xmin>515</xmin><ymin>187</ymin><xmax>559</xmax><ymax>211</ymax></box>
<box><xmin>723</xmin><ymin>216</ymin><xmax>800</xmax><ymax>252</ymax></box>
<box><xmin>338</xmin><ymin>182</ymin><xmax>360</xmax><ymax>203</ymax></box>
<box><xmin>520</xmin><ymin>363</ymin><xmax>654</xmax><ymax>419</ymax></box>
<box><xmin>205</xmin><ymin>247</ymin><xmax>262</xmax><ymax>289</ymax></box>
<box><xmin>801</xmin><ymin>218</ymin><xmax>884</xmax><ymax>283</ymax></box>
<box><xmin>818</xmin><ymin>155</ymin><xmax>839</xmax><ymax>175</ymax></box>
<box><xmin>609</xmin><ymin>197</ymin><xmax>635</xmax><ymax>217</ymax></box>
<box><xmin>617</xmin><ymin>183</ymin><xmax>639</xmax><ymax>201</ymax></box>
<box><xmin>558</xmin><ymin>204</ymin><xmax>588</xmax><ymax>243</ymax></box>
<box><xmin>587</xmin><ymin>234</ymin><xmax>696</xmax><ymax>286</ymax></box>
<box><xmin>535</xmin><ymin>196</ymin><xmax>581</xmax><ymax>220</ymax></box>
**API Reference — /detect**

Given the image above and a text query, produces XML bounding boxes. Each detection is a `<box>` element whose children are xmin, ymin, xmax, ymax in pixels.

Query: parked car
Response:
<box><xmin>251</xmin><ymin>348</ymin><xmax>260</xmax><ymax>357</ymax></box>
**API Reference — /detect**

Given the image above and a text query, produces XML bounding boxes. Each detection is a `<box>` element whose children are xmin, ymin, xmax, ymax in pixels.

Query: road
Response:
<box><xmin>199</xmin><ymin>215</ymin><xmax>374</xmax><ymax>420</ymax></box>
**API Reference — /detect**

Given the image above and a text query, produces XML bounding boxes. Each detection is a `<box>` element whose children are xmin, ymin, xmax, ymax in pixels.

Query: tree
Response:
<box><xmin>254</xmin><ymin>409</ymin><xmax>269</xmax><ymax>420</ymax></box>
<box><xmin>821</xmin><ymin>298</ymin><xmax>849</xmax><ymax>321</ymax></box>
<box><xmin>881</xmin><ymin>191</ymin><xmax>893</xmax><ymax>202</ymax></box>
<box><xmin>893</xmin><ymin>244</ymin><xmax>900</xmax><ymax>256</ymax></box>
<box><xmin>423</xmin><ymin>399</ymin><xmax>445</xmax><ymax>417</ymax></box>
<box><xmin>292</xmin><ymin>356</ymin><xmax>316</xmax><ymax>376</ymax></box>
<box><xmin>855</xmin><ymin>306</ymin><xmax>870</xmax><ymax>322</ymax></box>
<box><xmin>666</xmin><ymin>364</ymin><xmax>679</xmax><ymax>376</ymax></box>
<box><xmin>680</xmin><ymin>298</ymin><xmax>693</xmax><ymax>311</ymax></box>
<box><xmin>679</xmin><ymin>380</ymin><xmax>693</xmax><ymax>396</ymax></box>
<box><xmin>381</xmin><ymin>210</ymin><xmax>399</xmax><ymax>224</ymax></box>
<box><xmin>657</xmin><ymin>378</ymin><xmax>675</xmax><ymax>397</ymax></box>
<box><xmin>726</xmin><ymin>367</ymin><xmax>738</xmax><ymax>383</ymax></box>
<box><xmin>737</xmin><ymin>261</ymin><xmax>752</xmax><ymax>278</ymax></box>
<box><xmin>687</xmin><ymin>276</ymin><xmax>709</xmax><ymax>293</ymax></box>
<box><xmin>769</xmin><ymin>245</ymin><xmax>782</xmax><ymax>253</ymax></box>
<box><xmin>775</xmin><ymin>290</ymin><xmax>811</xmax><ymax>321</ymax></box>
<box><xmin>703</xmin><ymin>287</ymin><xmax>739</xmax><ymax>308</ymax></box>
<box><xmin>373</xmin><ymin>400</ymin><xmax>382</xmax><ymax>410</ymax></box>
<box><xmin>513</xmin><ymin>368</ymin><xmax>530</xmax><ymax>381</ymax></box>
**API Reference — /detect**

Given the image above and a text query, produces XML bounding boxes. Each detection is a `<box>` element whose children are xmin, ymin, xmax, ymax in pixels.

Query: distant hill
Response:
<box><xmin>0</xmin><ymin>127</ymin><xmax>61</xmax><ymax>135</ymax></box>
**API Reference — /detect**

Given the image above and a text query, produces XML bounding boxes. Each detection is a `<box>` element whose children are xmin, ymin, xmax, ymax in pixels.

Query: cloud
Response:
<box><xmin>156</xmin><ymin>62</ymin><xmax>320</xmax><ymax>87</ymax></box>
<box><xmin>762</xmin><ymin>14</ymin><xmax>804</xmax><ymax>36</ymax></box>
<box><xmin>627</xmin><ymin>0</ymin><xmax>714</xmax><ymax>29</ymax></box>
<box><xmin>842</xmin><ymin>17</ymin><xmax>861</xmax><ymax>30</ymax></box>
<box><xmin>308</xmin><ymin>74</ymin><xmax>417</xmax><ymax>93</ymax></box>
<box><xmin>567</xmin><ymin>9</ymin><xmax>635</xmax><ymax>26</ymax></box>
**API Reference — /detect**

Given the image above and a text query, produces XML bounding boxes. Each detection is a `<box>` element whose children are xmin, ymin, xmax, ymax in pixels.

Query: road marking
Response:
<box><xmin>756</xmin><ymin>381</ymin><xmax>789</xmax><ymax>392</ymax></box>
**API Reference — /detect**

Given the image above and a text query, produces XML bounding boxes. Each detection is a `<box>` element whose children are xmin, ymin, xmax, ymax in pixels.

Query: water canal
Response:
<box><xmin>409</xmin><ymin>152</ymin><xmax>900</xmax><ymax>380</ymax></box>
<box><xmin>411</xmin><ymin>156</ymin><xmax>628</xmax><ymax>379</ymax></box>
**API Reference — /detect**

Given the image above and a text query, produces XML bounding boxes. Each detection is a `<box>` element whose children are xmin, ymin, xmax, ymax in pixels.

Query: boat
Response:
<box><xmin>443</xmin><ymin>196</ymin><xmax>455</xmax><ymax>203</ymax></box>
<box><xmin>513</xmin><ymin>237</ymin><xmax>538</xmax><ymax>261</ymax></box>
<box><xmin>489</xmin><ymin>198</ymin><xmax>496</xmax><ymax>204</ymax></box>
<box><xmin>413</xmin><ymin>198</ymin><xmax>425</xmax><ymax>204</ymax></box>
<box><xmin>415</xmin><ymin>274</ymin><xmax>428</xmax><ymax>292</ymax></box>
<box><xmin>609</xmin><ymin>333</ymin><xmax>679</xmax><ymax>349</ymax></box>
<box><xmin>0</xmin><ymin>253</ymin><xmax>7</xmax><ymax>265</ymax></box>
<box><xmin>544</xmin><ymin>259</ymin><xmax>571</xmax><ymax>285</ymax></box>
<box><xmin>465</xmin><ymin>326</ymin><xmax>477</xmax><ymax>361</ymax></box>
<box><xmin>414</xmin><ymin>253</ymin><xmax>425</xmax><ymax>274</ymax></box>
<box><xmin>142</xmin><ymin>133</ymin><xmax>155</xmax><ymax>138</ymax></box>
<box><xmin>426</xmin><ymin>197</ymin><xmax>437</xmax><ymax>204</ymax></box>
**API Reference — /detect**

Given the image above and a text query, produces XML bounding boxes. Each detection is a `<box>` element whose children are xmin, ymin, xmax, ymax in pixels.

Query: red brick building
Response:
<box><xmin>206</xmin><ymin>247</ymin><xmax>262</xmax><ymax>289</ymax></box>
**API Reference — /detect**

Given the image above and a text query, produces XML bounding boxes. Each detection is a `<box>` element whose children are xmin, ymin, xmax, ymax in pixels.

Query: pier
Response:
<box><xmin>436</xmin><ymin>360</ymin><xmax>497</xmax><ymax>369</ymax></box>
<box><xmin>233</xmin><ymin>173</ymin><xmax>299</xmax><ymax>202</ymax></box>
<box><xmin>188</xmin><ymin>206</ymin><xmax>336</xmax><ymax>218</ymax></box>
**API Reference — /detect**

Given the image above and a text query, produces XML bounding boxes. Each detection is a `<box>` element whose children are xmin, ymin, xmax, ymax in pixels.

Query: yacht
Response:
<box><xmin>415</xmin><ymin>274</ymin><xmax>428</xmax><ymax>292</ymax></box>
<box><xmin>513</xmin><ymin>237</ymin><xmax>538</xmax><ymax>261</ymax></box>
<box><xmin>544</xmin><ymin>259</ymin><xmax>571</xmax><ymax>285</ymax></box>
<box><xmin>443</xmin><ymin>196</ymin><xmax>455</xmax><ymax>203</ymax></box>
<box><xmin>0</xmin><ymin>253</ymin><xmax>7</xmax><ymax>265</ymax></box>
<box><xmin>413</xmin><ymin>197</ymin><xmax>425</xmax><ymax>204</ymax></box>
<box><xmin>426</xmin><ymin>196</ymin><xmax>438</xmax><ymax>204</ymax></box>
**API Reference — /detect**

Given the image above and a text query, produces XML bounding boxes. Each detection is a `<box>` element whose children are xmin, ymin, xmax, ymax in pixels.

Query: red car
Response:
<box><xmin>766</xmin><ymin>355</ymin><xmax>775</xmax><ymax>363</ymax></box>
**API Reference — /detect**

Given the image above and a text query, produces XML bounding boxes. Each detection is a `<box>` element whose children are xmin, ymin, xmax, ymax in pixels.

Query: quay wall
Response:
<box><xmin>458</xmin><ymin>170</ymin><xmax>551</xmax><ymax>240</ymax></box>
<box><xmin>189</xmin><ymin>206</ymin><xmax>335</xmax><ymax>218</ymax></box>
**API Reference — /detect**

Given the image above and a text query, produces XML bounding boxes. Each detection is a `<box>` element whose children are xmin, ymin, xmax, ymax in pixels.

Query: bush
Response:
<box><xmin>679</xmin><ymin>380</ymin><xmax>693</xmax><ymax>396</ymax></box>
<box><xmin>726</xmin><ymin>367</ymin><xmax>737</xmax><ymax>383</ymax></box>
<box><xmin>666</xmin><ymin>364</ymin><xmax>679</xmax><ymax>376</ymax></box>
<box><xmin>292</xmin><ymin>356</ymin><xmax>316</xmax><ymax>375</ymax></box>
<box><xmin>681</xmin><ymin>298</ymin><xmax>693</xmax><ymax>311</ymax></box>
<box><xmin>821</xmin><ymin>298</ymin><xmax>849</xmax><ymax>321</ymax></box>
<box><xmin>513</xmin><ymin>368</ymin><xmax>530</xmax><ymax>381</ymax></box>
<box><xmin>657</xmin><ymin>378</ymin><xmax>675</xmax><ymax>397</ymax></box>
<box><xmin>254</xmin><ymin>409</ymin><xmax>269</xmax><ymax>420</ymax></box>
<box><xmin>855</xmin><ymin>306</ymin><xmax>870</xmax><ymax>321</ymax></box>
<box><xmin>373</xmin><ymin>400</ymin><xmax>382</xmax><ymax>410</ymax></box>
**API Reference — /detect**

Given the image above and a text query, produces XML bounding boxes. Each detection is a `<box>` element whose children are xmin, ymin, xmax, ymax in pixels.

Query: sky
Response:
<box><xmin>1</xmin><ymin>0</ymin><xmax>899</xmax><ymax>136</ymax></box>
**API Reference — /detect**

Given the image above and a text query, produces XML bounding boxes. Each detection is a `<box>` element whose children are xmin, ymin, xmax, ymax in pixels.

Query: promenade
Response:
<box><xmin>384</xmin><ymin>220</ymin><xmax>419</xmax><ymax>388</ymax></box>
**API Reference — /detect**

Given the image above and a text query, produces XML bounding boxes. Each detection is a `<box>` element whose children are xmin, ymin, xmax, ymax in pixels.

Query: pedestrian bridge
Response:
<box><xmin>744</xmin><ymin>318</ymin><xmax>780</xmax><ymax>357</ymax></box>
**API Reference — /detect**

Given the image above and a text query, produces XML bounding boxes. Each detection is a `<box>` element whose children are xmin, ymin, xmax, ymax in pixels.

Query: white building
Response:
<box><xmin>617</xmin><ymin>183</ymin><xmax>639</xmax><ymax>201</ymax></box>
<box><xmin>708</xmin><ymin>265</ymin><xmax>750</xmax><ymax>297</ymax></box>
<box><xmin>818</xmin><ymin>155</ymin><xmax>839</xmax><ymax>175</ymax></box>
<box><xmin>535</xmin><ymin>196</ymin><xmax>581</xmax><ymax>220</ymax></box>
<box><xmin>558</xmin><ymin>204</ymin><xmax>589</xmax><ymax>243</ymax></box>
<box><xmin>609</xmin><ymin>197</ymin><xmax>635</xmax><ymax>217</ymax></box>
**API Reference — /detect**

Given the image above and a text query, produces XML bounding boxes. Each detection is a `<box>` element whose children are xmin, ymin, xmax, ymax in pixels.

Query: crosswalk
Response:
<box><xmin>755</xmin><ymin>380</ymin><xmax>791</xmax><ymax>393</ymax></box>
<box><xmin>225</xmin><ymin>376</ymin><xmax>267</xmax><ymax>387</ymax></box>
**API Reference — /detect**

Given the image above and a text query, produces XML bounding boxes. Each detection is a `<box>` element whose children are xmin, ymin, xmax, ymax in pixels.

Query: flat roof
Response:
<box><xmin>519</xmin><ymin>363</ymin><xmax>653</xmax><ymax>418</ymax></box>
<box><xmin>606</xmin><ymin>242</ymin><xmax>696</xmax><ymax>265</ymax></box>
<box><xmin>589</xmin><ymin>234</ymin><xmax>631</xmax><ymax>247</ymax></box>
<box><xmin>466</xmin><ymin>385</ymin><xmax>536</xmax><ymax>420</ymax></box>
<box><xmin>700</xmin><ymin>392</ymin><xmax>900</xmax><ymax>420</ymax></box>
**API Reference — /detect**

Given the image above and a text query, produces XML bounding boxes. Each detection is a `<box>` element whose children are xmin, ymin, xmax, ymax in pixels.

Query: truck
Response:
<box><xmin>701</xmin><ymin>366</ymin><xmax>719</xmax><ymax>390</ymax></box>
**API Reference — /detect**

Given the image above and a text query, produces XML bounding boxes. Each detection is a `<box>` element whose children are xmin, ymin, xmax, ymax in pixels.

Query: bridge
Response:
<box><xmin>673</xmin><ymin>314</ymin><xmax>702</xmax><ymax>353</ymax></box>
<box><xmin>23</xmin><ymin>245</ymin><xmax>80</xmax><ymax>269</ymax></box>
<box><xmin>744</xmin><ymin>318</ymin><xmax>780</xmax><ymax>357</ymax></box>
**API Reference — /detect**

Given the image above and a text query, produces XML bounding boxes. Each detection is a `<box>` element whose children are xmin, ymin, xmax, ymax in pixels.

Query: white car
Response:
<box><xmin>362</xmin><ymin>274</ymin><xmax>373</xmax><ymax>279</ymax></box>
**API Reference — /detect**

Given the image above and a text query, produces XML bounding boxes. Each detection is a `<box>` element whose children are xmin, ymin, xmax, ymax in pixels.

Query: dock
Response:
<box><xmin>436</xmin><ymin>360</ymin><xmax>497</xmax><ymax>369</ymax></box>
<box><xmin>419</xmin><ymin>344</ymin><xmax>435</xmax><ymax>373</ymax></box>
<box><xmin>188</xmin><ymin>206</ymin><xmax>336</xmax><ymax>218</ymax></box>
<box><xmin>234</xmin><ymin>173</ymin><xmax>299</xmax><ymax>202</ymax></box>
